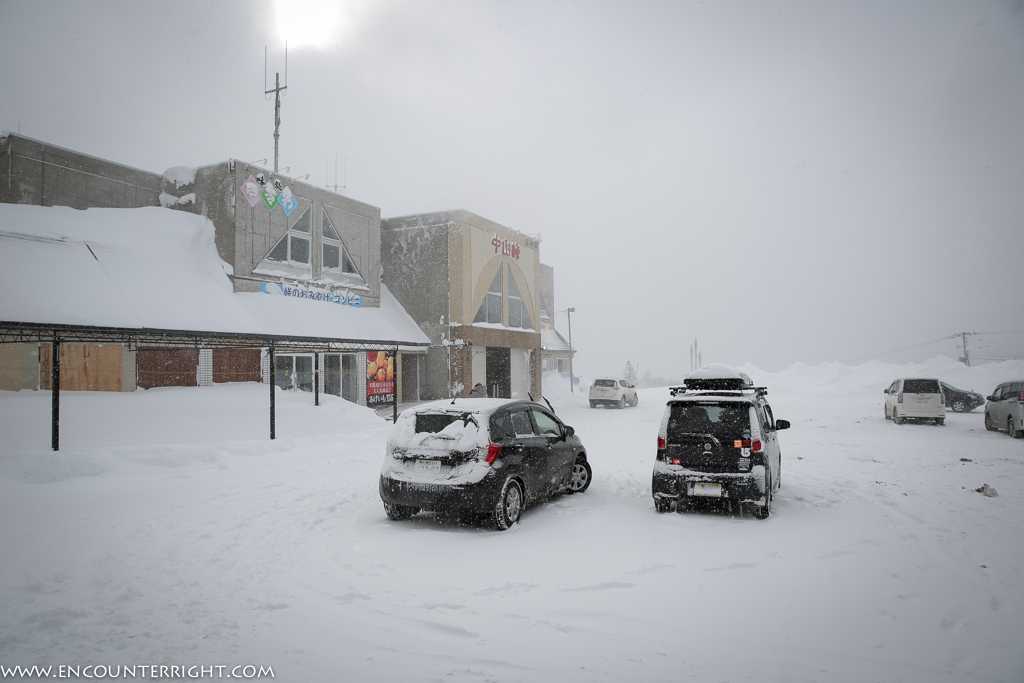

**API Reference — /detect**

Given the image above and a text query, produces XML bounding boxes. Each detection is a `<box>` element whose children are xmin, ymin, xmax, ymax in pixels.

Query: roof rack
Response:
<box><xmin>669</xmin><ymin>385</ymin><xmax>768</xmax><ymax>398</ymax></box>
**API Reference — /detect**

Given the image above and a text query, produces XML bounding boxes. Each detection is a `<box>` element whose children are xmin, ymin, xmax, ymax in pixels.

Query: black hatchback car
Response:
<box><xmin>653</xmin><ymin>366</ymin><xmax>790</xmax><ymax>519</ymax></box>
<box><xmin>940</xmin><ymin>381</ymin><xmax>985</xmax><ymax>413</ymax></box>
<box><xmin>379</xmin><ymin>398</ymin><xmax>591</xmax><ymax>530</ymax></box>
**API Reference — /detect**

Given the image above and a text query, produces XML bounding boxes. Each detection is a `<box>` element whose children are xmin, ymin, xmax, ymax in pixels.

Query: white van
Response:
<box><xmin>884</xmin><ymin>378</ymin><xmax>946</xmax><ymax>425</ymax></box>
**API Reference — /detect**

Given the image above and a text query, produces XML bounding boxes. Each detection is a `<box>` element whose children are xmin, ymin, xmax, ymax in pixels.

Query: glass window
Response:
<box><xmin>266</xmin><ymin>207</ymin><xmax>312</xmax><ymax>266</ymax></box>
<box><xmin>667</xmin><ymin>403</ymin><xmax>749</xmax><ymax>441</ymax></box>
<box><xmin>507</xmin><ymin>274</ymin><xmax>533</xmax><ymax>330</ymax></box>
<box><xmin>474</xmin><ymin>266</ymin><xmax>504</xmax><ymax>324</ymax></box>
<box><xmin>903</xmin><ymin>379</ymin><xmax>940</xmax><ymax>394</ymax></box>
<box><xmin>323</xmin><ymin>243</ymin><xmax>340</xmax><ymax>270</ymax></box>
<box><xmin>531</xmin><ymin>409</ymin><xmax>561</xmax><ymax>437</ymax></box>
<box><xmin>290</xmin><ymin>235</ymin><xmax>310</xmax><ymax>264</ymax></box>
<box><xmin>511</xmin><ymin>410</ymin><xmax>534</xmax><ymax>436</ymax></box>
<box><xmin>321</xmin><ymin>209</ymin><xmax>357</xmax><ymax>275</ymax></box>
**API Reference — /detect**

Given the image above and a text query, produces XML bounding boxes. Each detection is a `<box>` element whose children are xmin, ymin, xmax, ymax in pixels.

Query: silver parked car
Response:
<box><xmin>984</xmin><ymin>380</ymin><xmax>1024</xmax><ymax>438</ymax></box>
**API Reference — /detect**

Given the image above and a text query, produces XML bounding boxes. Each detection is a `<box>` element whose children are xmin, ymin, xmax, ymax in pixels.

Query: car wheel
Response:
<box><xmin>985</xmin><ymin>412</ymin><xmax>997</xmax><ymax>431</ymax></box>
<box><xmin>885</xmin><ymin>406</ymin><xmax>891</xmax><ymax>420</ymax></box>
<box><xmin>631</xmin><ymin>393</ymin><xmax>639</xmax><ymax>407</ymax></box>
<box><xmin>951</xmin><ymin>399</ymin><xmax>967</xmax><ymax>413</ymax></box>
<box><xmin>654</xmin><ymin>498</ymin><xmax>672</xmax><ymax>513</ymax></box>
<box><xmin>936</xmin><ymin>418</ymin><xmax>945</xmax><ymax>426</ymax></box>
<box><xmin>1009</xmin><ymin>417</ymin><xmax>1018</xmax><ymax>439</ymax></box>
<box><xmin>754</xmin><ymin>484</ymin><xmax>772</xmax><ymax>520</ymax></box>
<box><xmin>493</xmin><ymin>477</ymin><xmax>523</xmax><ymax>530</ymax></box>
<box><xmin>618</xmin><ymin>396</ymin><xmax>625</xmax><ymax>409</ymax></box>
<box><xmin>383</xmin><ymin>501</ymin><xmax>417</xmax><ymax>521</ymax></box>
<box><xmin>589</xmin><ymin>400</ymin><xmax>597</xmax><ymax>408</ymax></box>
<box><xmin>566</xmin><ymin>456</ymin><xmax>592</xmax><ymax>494</ymax></box>
<box><xmin>893</xmin><ymin>409</ymin><xmax>903</xmax><ymax>425</ymax></box>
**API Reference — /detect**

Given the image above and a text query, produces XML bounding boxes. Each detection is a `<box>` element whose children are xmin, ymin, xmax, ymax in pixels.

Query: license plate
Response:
<box><xmin>414</xmin><ymin>459</ymin><xmax>441</xmax><ymax>474</ymax></box>
<box><xmin>690</xmin><ymin>482</ymin><xmax>722</xmax><ymax>498</ymax></box>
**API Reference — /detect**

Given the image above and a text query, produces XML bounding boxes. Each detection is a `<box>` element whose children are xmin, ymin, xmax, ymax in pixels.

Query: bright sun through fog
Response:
<box><xmin>273</xmin><ymin>0</ymin><xmax>343</xmax><ymax>49</ymax></box>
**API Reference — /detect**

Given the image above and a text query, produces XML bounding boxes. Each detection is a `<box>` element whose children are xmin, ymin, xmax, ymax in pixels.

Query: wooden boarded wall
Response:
<box><xmin>39</xmin><ymin>344</ymin><xmax>123</xmax><ymax>392</ymax></box>
<box><xmin>212</xmin><ymin>349</ymin><xmax>262</xmax><ymax>383</ymax></box>
<box><xmin>137</xmin><ymin>348</ymin><xmax>199</xmax><ymax>389</ymax></box>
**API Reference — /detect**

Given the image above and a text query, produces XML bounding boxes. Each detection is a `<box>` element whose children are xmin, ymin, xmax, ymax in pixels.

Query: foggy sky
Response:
<box><xmin>2</xmin><ymin>0</ymin><xmax>1022</xmax><ymax>376</ymax></box>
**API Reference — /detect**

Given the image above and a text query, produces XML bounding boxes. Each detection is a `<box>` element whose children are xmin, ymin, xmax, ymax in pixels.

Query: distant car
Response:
<box><xmin>884</xmin><ymin>378</ymin><xmax>946</xmax><ymax>425</ymax></box>
<box><xmin>652</xmin><ymin>365</ymin><xmax>789</xmax><ymax>519</ymax></box>
<box><xmin>379</xmin><ymin>398</ymin><xmax>592</xmax><ymax>530</ymax></box>
<box><xmin>940</xmin><ymin>381</ymin><xmax>985</xmax><ymax>413</ymax></box>
<box><xmin>589</xmin><ymin>378</ymin><xmax>638</xmax><ymax>408</ymax></box>
<box><xmin>984</xmin><ymin>380</ymin><xmax>1024</xmax><ymax>438</ymax></box>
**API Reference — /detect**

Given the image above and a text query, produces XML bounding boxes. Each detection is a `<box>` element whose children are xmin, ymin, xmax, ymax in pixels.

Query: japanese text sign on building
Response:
<box><xmin>260</xmin><ymin>282</ymin><xmax>362</xmax><ymax>307</ymax></box>
<box><xmin>491</xmin><ymin>234</ymin><xmax>521</xmax><ymax>260</ymax></box>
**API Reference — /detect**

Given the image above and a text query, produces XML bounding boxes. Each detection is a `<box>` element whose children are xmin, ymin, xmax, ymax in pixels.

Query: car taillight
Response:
<box><xmin>897</xmin><ymin>392</ymin><xmax>903</xmax><ymax>403</ymax></box>
<box><xmin>485</xmin><ymin>443</ymin><xmax>501</xmax><ymax>464</ymax></box>
<box><xmin>1019</xmin><ymin>391</ymin><xmax>1024</xmax><ymax>401</ymax></box>
<box><xmin>752</xmin><ymin>440</ymin><xmax>763</xmax><ymax>453</ymax></box>
<box><xmin>658</xmin><ymin>437</ymin><xmax>666</xmax><ymax>449</ymax></box>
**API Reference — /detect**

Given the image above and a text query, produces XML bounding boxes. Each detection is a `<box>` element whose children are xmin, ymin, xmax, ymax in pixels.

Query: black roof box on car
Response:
<box><xmin>669</xmin><ymin>364</ymin><xmax>765</xmax><ymax>396</ymax></box>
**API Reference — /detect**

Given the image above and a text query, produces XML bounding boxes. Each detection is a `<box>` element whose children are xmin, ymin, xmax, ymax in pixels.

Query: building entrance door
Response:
<box><xmin>324</xmin><ymin>354</ymin><xmax>341</xmax><ymax>396</ymax></box>
<box><xmin>486</xmin><ymin>347</ymin><xmax>511</xmax><ymax>398</ymax></box>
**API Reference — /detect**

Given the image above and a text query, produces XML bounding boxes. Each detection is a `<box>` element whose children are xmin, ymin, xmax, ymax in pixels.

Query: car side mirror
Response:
<box><xmin>563</xmin><ymin>425</ymin><xmax>575</xmax><ymax>439</ymax></box>
<box><xmin>775</xmin><ymin>419</ymin><xmax>790</xmax><ymax>430</ymax></box>
<box><xmin>986</xmin><ymin>396</ymin><xmax>995</xmax><ymax>401</ymax></box>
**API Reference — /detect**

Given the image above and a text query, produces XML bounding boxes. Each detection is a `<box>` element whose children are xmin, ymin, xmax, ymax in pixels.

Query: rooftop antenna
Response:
<box><xmin>264</xmin><ymin>43</ymin><xmax>289</xmax><ymax>173</ymax></box>
<box><xmin>327</xmin><ymin>155</ymin><xmax>346</xmax><ymax>194</ymax></box>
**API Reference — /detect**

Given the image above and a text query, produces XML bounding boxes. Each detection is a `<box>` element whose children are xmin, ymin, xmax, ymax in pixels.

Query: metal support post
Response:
<box><xmin>314</xmin><ymin>352</ymin><xmax>320</xmax><ymax>406</ymax></box>
<box><xmin>392</xmin><ymin>348</ymin><xmax>399</xmax><ymax>423</ymax></box>
<box><xmin>51</xmin><ymin>334</ymin><xmax>60</xmax><ymax>451</ymax></box>
<box><xmin>269</xmin><ymin>343</ymin><xmax>276</xmax><ymax>440</ymax></box>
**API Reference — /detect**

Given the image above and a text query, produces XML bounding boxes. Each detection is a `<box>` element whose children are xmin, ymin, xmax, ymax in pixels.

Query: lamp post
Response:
<box><xmin>566</xmin><ymin>307</ymin><xmax>575</xmax><ymax>393</ymax></box>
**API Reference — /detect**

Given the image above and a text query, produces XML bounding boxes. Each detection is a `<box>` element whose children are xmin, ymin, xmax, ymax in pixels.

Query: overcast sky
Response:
<box><xmin>2</xmin><ymin>0</ymin><xmax>1022</xmax><ymax>376</ymax></box>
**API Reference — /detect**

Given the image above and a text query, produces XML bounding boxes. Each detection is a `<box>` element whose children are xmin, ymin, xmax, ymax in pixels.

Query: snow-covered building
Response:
<box><xmin>0</xmin><ymin>134</ymin><xmax>428</xmax><ymax>408</ymax></box>
<box><xmin>380</xmin><ymin>210</ymin><xmax>543</xmax><ymax>400</ymax></box>
<box><xmin>536</xmin><ymin>263</ymin><xmax>575</xmax><ymax>375</ymax></box>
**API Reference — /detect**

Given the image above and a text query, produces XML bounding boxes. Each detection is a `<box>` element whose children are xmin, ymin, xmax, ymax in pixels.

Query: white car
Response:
<box><xmin>589</xmin><ymin>378</ymin><xmax>638</xmax><ymax>409</ymax></box>
<box><xmin>884</xmin><ymin>377</ymin><xmax>946</xmax><ymax>425</ymax></box>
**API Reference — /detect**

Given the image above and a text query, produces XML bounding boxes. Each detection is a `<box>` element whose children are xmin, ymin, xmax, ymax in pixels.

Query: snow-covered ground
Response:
<box><xmin>1</xmin><ymin>357</ymin><xmax>1022</xmax><ymax>682</ymax></box>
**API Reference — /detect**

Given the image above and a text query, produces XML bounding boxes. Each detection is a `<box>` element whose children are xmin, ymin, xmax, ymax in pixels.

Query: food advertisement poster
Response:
<box><xmin>366</xmin><ymin>351</ymin><xmax>395</xmax><ymax>408</ymax></box>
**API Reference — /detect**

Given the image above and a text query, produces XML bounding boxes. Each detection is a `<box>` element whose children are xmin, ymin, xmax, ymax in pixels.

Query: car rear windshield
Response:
<box><xmin>594</xmin><ymin>379</ymin><xmax>617</xmax><ymax>387</ymax></box>
<box><xmin>903</xmin><ymin>379</ymin><xmax>940</xmax><ymax>394</ymax></box>
<box><xmin>415</xmin><ymin>413</ymin><xmax>476</xmax><ymax>433</ymax></box>
<box><xmin>667</xmin><ymin>403</ymin><xmax>749</xmax><ymax>441</ymax></box>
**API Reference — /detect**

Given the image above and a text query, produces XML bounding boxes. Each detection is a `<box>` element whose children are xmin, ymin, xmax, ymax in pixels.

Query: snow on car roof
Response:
<box><xmin>686</xmin><ymin>364</ymin><xmax>751</xmax><ymax>382</ymax></box>
<box><xmin>410</xmin><ymin>398</ymin><xmax>522</xmax><ymax>416</ymax></box>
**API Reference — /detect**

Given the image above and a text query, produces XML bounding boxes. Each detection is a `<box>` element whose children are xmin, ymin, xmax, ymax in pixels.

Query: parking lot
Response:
<box><xmin>1</xmin><ymin>362</ymin><xmax>1022</xmax><ymax>682</ymax></box>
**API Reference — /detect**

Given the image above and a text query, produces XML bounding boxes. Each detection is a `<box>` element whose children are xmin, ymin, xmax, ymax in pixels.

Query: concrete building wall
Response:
<box><xmin>381</xmin><ymin>213</ymin><xmax>453</xmax><ymax>400</ymax></box>
<box><xmin>0</xmin><ymin>135</ymin><xmax>163</xmax><ymax>209</ymax></box>
<box><xmin>182</xmin><ymin>161</ymin><xmax>381</xmax><ymax>305</ymax></box>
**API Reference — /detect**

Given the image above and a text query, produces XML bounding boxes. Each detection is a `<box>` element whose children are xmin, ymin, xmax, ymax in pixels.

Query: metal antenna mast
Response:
<box><xmin>265</xmin><ymin>44</ymin><xmax>288</xmax><ymax>173</ymax></box>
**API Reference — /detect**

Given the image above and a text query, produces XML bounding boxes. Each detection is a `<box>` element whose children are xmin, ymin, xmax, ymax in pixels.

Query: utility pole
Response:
<box><xmin>960</xmin><ymin>332</ymin><xmax>972</xmax><ymax>367</ymax></box>
<box><xmin>567</xmin><ymin>307</ymin><xmax>575</xmax><ymax>392</ymax></box>
<box><xmin>265</xmin><ymin>45</ymin><xmax>288</xmax><ymax>173</ymax></box>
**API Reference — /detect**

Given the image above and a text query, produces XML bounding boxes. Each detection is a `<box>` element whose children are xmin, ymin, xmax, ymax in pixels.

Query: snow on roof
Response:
<box><xmin>0</xmin><ymin>203</ymin><xmax>429</xmax><ymax>347</ymax></box>
<box><xmin>540</xmin><ymin>329</ymin><xmax>571</xmax><ymax>352</ymax></box>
